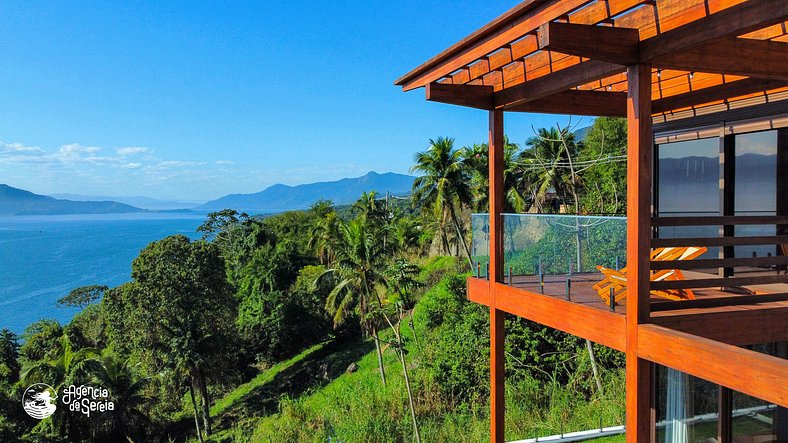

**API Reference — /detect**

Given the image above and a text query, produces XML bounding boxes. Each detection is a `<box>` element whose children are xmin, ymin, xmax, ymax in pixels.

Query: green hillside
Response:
<box><xmin>189</xmin><ymin>260</ymin><xmax>625</xmax><ymax>443</ymax></box>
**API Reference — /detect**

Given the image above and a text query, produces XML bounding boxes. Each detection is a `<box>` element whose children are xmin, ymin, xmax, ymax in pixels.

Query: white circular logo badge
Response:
<box><xmin>22</xmin><ymin>383</ymin><xmax>57</xmax><ymax>419</ymax></box>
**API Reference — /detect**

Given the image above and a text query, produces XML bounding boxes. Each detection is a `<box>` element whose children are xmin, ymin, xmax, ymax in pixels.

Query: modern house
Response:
<box><xmin>395</xmin><ymin>1</ymin><xmax>787</xmax><ymax>442</ymax></box>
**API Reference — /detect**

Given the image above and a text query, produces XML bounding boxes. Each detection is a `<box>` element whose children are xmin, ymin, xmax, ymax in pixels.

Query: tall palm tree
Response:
<box><xmin>308</xmin><ymin>210</ymin><xmax>341</xmax><ymax>265</ymax></box>
<box><xmin>521</xmin><ymin>127</ymin><xmax>579</xmax><ymax>212</ymax></box>
<box><xmin>318</xmin><ymin>218</ymin><xmax>390</xmax><ymax>385</ymax></box>
<box><xmin>460</xmin><ymin>137</ymin><xmax>528</xmax><ymax>213</ymax></box>
<box><xmin>353</xmin><ymin>191</ymin><xmax>397</xmax><ymax>255</ymax></box>
<box><xmin>411</xmin><ymin>137</ymin><xmax>474</xmax><ymax>268</ymax></box>
<box><xmin>79</xmin><ymin>353</ymin><xmax>151</xmax><ymax>442</ymax></box>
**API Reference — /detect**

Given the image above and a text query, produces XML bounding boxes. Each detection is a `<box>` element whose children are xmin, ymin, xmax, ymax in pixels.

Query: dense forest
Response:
<box><xmin>0</xmin><ymin>118</ymin><xmax>628</xmax><ymax>442</ymax></box>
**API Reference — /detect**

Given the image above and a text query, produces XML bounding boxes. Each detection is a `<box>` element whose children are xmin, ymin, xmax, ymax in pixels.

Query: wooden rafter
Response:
<box><xmin>653</xmin><ymin>38</ymin><xmax>788</xmax><ymax>81</ymax></box>
<box><xmin>425</xmin><ymin>83</ymin><xmax>494</xmax><ymax>110</ymax></box>
<box><xmin>506</xmin><ymin>89</ymin><xmax>626</xmax><ymax>116</ymax></box>
<box><xmin>394</xmin><ymin>0</ymin><xmax>591</xmax><ymax>91</ymax></box>
<box><xmin>651</xmin><ymin>78</ymin><xmax>788</xmax><ymax>114</ymax></box>
<box><xmin>536</xmin><ymin>21</ymin><xmax>640</xmax><ymax>65</ymax></box>
<box><xmin>494</xmin><ymin>60</ymin><xmax>624</xmax><ymax>109</ymax></box>
<box><xmin>639</xmin><ymin>0</ymin><xmax>788</xmax><ymax>61</ymax></box>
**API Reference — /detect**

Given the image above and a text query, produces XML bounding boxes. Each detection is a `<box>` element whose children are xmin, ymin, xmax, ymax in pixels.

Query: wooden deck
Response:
<box><xmin>498</xmin><ymin>271</ymin><xmax>788</xmax><ymax>316</ymax></box>
<box><xmin>469</xmin><ymin>272</ymin><xmax>788</xmax><ymax>349</ymax></box>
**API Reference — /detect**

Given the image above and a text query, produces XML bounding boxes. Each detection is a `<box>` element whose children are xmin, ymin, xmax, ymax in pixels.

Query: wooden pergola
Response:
<box><xmin>395</xmin><ymin>1</ymin><xmax>788</xmax><ymax>442</ymax></box>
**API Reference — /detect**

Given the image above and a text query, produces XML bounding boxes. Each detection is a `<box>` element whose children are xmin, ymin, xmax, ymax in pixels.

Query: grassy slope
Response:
<box><xmin>199</xmin><ymin>259</ymin><xmax>625</xmax><ymax>442</ymax></box>
<box><xmin>202</xmin><ymin>321</ymin><xmax>624</xmax><ymax>443</ymax></box>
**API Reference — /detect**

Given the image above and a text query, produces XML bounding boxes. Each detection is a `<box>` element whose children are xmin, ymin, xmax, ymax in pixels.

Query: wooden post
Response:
<box><xmin>719</xmin><ymin>133</ymin><xmax>735</xmax><ymax>277</ymax></box>
<box><xmin>718</xmin><ymin>386</ymin><xmax>733</xmax><ymax>443</ymax></box>
<box><xmin>625</xmin><ymin>64</ymin><xmax>654</xmax><ymax>443</ymax></box>
<box><xmin>777</xmin><ymin>129</ymin><xmax>788</xmax><ymax>272</ymax></box>
<box><xmin>489</xmin><ymin>109</ymin><xmax>505</xmax><ymax>443</ymax></box>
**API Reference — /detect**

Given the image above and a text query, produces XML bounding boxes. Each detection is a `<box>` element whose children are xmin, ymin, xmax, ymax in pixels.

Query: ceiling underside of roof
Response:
<box><xmin>395</xmin><ymin>0</ymin><xmax>788</xmax><ymax>121</ymax></box>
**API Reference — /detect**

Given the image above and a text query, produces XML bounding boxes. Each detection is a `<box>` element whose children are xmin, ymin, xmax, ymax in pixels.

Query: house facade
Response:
<box><xmin>396</xmin><ymin>1</ymin><xmax>788</xmax><ymax>442</ymax></box>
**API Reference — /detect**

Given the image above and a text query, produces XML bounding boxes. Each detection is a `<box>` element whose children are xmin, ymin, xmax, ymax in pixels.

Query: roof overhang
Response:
<box><xmin>396</xmin><ymin>0</ymin><xmax>788</xmax><ymax>120</ymax></box>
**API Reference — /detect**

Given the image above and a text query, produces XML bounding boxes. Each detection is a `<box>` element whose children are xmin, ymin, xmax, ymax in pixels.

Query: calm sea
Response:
<box><xmin>0</xmin><ymin>213</ymin><xmax>205</xmax><ymax>334</ymax></box>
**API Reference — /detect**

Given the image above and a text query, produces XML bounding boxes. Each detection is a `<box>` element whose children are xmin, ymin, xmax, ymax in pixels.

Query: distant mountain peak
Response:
<box><xmin>197</xmin><ymin>171</ymin><xmax>414</xmax><ymax>214</ymax></box>
<box><xmin>0</xmin><ymin>184</ymin><xmax>146</xmax><ymax>216</ymax></box>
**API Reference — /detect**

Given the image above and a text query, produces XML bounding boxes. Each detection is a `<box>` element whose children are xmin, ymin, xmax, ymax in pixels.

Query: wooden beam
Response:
<box><xmin>426</xmin><ymin>83</ymin><xmax>494</xmax><ymax>110</ymax></box>
<box><xmin>494</xmin><ymin>0</ymin><xmax>788</xmax><ymax>110</ymax></box>
<box><xmin>654</xmin><ymin>39</ymin><xmax>788</xmax><ymax>81</ymax></box>
<box><xmin>475</xmin><ymin>281</ymin><xmax>627</xmax><ymax>351</ymax></box>
<box><xmin>639</xmin><ymin>0</ymin><xmax>788</xmax><ymax>62</ymax></box>
<box><xmin>626</xmin><ymin>63</ymin><xmax>653</xmax><ymax>443</ymax></box>
<box><xmin>638</xmin><ymin>324</ymin><xmax>788</xmax><ymax>406</ymax></box>
<box><xmin>494</xmin><ymin>60</ymin><xmax>624</xmax><ymax>108</ymax></box>
<box><xmin>652</xmin><ymin>78</ymin><xmax>788</xmax><ymax>115</ymax></box>
<box><xmin>650</xmin><ymin>303</ymin><xmax>788</xmax><ymax>346</ymax></box>
<box><xmin>488</xmin><ymin>109</ymin><xmax>505</xmax><ymax>443</ymax></box>
<box><xmin>467</xmin><ymin>276</ymin><xmax>491</xmax><ymax>305</ymax></box>
<box><xmin>506</xmin><ymin>89</ymin><xmax>626</xmax><ymax>116</ymax></box>
<box><xmin>395</xmin><ymin>0</ymin><xmax>590</xmax><ymax>91</ymax></box>
<box><xmin>536</xmin><ymin>21</ymin><xmax>639</xmax><ymax>65</ymax></box>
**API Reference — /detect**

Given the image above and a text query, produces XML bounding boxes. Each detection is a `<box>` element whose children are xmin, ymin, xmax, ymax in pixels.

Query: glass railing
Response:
<box><xmin>471</xmin><ymin>213</ymin><xmax>627</xmax><ymax>278</ymax></box>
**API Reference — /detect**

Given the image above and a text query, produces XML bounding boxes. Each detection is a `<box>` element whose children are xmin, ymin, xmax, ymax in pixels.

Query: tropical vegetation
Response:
<box><xmin>0</xmin><ymin>117</ymin><xmax>629</xmax><ymax>442</ymax></box>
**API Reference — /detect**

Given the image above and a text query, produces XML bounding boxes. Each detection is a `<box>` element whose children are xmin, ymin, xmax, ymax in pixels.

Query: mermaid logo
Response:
<box><xmin>22</xmin><ymin>383</ymin><xmax>57</xmax><ymax>419</ymax></box>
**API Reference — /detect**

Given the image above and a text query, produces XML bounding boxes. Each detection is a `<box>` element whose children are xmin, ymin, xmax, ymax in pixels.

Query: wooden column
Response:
<box><xmin>777</xmin><ymin>129</ymin><xmax>788</xmax><ymax>263</ymax></box>
<box><xmin>625</xmin><ymin>64</ymin><xmax>654</xmax><ymax>443</ymax></box>
<box><xmin>718</xmin><ymin>386</ymin><xmax>733</xmax><ymax>443</ymax></box>
<box><xmin>489</xmin><ymin>109</ymin><xmax>506</xmax><ymax>443</ymax></box>
<box><xmin>719</xmin><ymin>134</ymin><xmax>735</xmax><ymax>277</ymax></box>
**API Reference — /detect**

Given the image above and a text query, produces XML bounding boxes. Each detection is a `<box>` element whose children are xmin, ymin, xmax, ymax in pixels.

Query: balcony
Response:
<box><xmin>468</xmin><ymin>213</ymin><xmax>788</xmax><ymax>352</ymax></box>
<box><xmin>472</xmin><ymin>213</ymin><xmax>628</xmax><ymax>312</ymax></box>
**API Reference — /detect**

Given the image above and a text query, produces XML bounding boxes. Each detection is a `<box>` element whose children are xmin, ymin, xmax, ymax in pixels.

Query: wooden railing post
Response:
<box><xmin>626</xmin><ymin>64</ymin><xmax>654</xmax><ymax>443</ymax></box>
<box><xmin>489</xmin><ymin>109</ymin><xmax>505</xmax><ymax>443</ymax></box>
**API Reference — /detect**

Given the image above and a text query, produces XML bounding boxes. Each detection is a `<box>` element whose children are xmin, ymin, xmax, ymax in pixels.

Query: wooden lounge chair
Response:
<box><xmin>593</xmin><ymin>246</ymin><xmax>708</xmax><ymax>306</ymax></box>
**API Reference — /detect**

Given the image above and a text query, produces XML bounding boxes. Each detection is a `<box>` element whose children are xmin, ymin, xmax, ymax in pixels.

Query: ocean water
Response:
<box><xmin>0</xmin><ymin>213</ymin><xmax>205</xmax><ymax>334</ymax></box>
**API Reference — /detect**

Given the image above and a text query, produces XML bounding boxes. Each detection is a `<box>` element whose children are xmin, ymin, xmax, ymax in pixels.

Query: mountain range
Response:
<box><xmin>196</xmin><ymin>171</ymin><xmax>414</xmax><ymax>213</ymax></box>
<box><xmin>0</xmin><ymin>185</ymin><xmax>146</xmax><ymax>216</ymax></box>
<box><xmin>0</xmin><ymin>171</ymin><xmax>415</xmax><ymax>216</ymax></box>
<box><xmin>51</xmin><ymin>194</ymin><xmax>202</xmax><ymax>211</ymax></box>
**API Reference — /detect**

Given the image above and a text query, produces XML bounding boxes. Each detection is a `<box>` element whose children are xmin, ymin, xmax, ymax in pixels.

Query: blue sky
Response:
<box><xmin>0</xmin><ymin>1</ymin><xmax>580</xmax><ymax>201</ymax></box>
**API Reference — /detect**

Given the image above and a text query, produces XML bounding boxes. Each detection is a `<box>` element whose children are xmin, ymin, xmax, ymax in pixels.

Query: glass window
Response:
<box><xmin>734</xmin><ymin>130</ymin><xmax>778</xmax><ymax>259</ymax></box>
<box><xmin>657</xmin><ymin>138</ymin><xmax>720</xmax><ymax>260</ymax></box>
<box><xmin>656</xmin><ymin>365</ymin><xmax>720</xmax><ymax>443</ymax></box>
<box><xmin>658</xmin><ymin>138</ymin><xmax>721</xmax><ymax>215</ymax></box>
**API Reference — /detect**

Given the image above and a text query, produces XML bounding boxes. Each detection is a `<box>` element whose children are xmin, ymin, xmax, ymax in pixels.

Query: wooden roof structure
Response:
<box><xmin>396</xmin><ymin>0</ymin><xmax>788</xmax><ymax>122</ymax></box>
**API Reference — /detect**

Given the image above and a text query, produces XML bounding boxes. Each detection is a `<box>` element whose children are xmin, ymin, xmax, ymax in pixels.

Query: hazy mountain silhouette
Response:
<box><xmin>0</xmin><ymin>185</ymin><xmax>146</xmax><ymax>215</ymax></box>
<box><xmin>51</xmin><ymin>194</ymin><xmax>202</xmax><ymax>211</ymax></box>
<box><xmin>197</xmin><ymin>171</ymin><xmax>414</xmax><ymax>213</ymax></box>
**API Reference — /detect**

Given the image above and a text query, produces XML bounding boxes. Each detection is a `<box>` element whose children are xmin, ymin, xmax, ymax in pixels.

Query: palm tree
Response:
<box><xmin>411</xmin><ymin>137</ymin><xmax>474</xmax><ymax>268</ymax></box>
<box><xmin>21</xmin><ymin>332</ymin><xmax>100</xmax><ymax>440</ymax></box>
<box><xmin>79</xmin><ymin>353</ymin><xmax>151</xmax><ymax>442</ymax></box>
<box><xmin>521</xmin><ymin>127</ymin><xmax>579</xmax><ymax>212</ymax></box>
<box><xmin>460</xmin><ymin>137</ymin><xmax>528</xmax><ymax>213</ymax></box>
<box><xmin>308</xmin><ymin>210</ymin><xmax>341</xmax><ymax>265</ymax></box>
<box><xmin>353</xmin><ymin>191</ymin><xmax>397</xmax><ymax>255</ymax></box>
<box><xmin>318</xmin><ymin>218</ymin><xmax>390</xmax><ymax>385</ymax></box>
